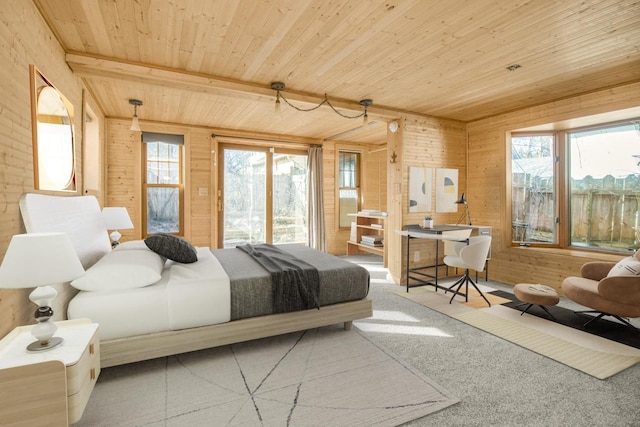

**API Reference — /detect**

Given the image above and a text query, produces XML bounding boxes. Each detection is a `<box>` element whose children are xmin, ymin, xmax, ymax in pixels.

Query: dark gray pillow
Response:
<box><xmin>144</xmin><ymin>233</ymin><xmax>198</xmax><ymax>264</ymax></box>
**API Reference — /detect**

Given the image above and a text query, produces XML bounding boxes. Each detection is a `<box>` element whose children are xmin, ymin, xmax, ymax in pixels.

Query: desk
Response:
<box><xmin>397</xmin><ymin>225</ymin><xmax>473</xmax><ymax>292</ymax></box>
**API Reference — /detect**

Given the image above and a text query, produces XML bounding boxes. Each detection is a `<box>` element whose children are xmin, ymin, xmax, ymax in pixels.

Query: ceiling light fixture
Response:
<box><xmin>270</xmin><ymin>82</ymin><xmax>373</xmax><ymax>126</ymax></box>
<box><xmin>128</xmin><ymin>99</ymin><xmax>143</xmax><ymax>131</ymax></box>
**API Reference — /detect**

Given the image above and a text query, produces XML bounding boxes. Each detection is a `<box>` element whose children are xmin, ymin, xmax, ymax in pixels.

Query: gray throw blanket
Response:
<box><xmin>236</xmin><ymin>244</ymin><xmax>320</xmax><ymax>313</ymax></box>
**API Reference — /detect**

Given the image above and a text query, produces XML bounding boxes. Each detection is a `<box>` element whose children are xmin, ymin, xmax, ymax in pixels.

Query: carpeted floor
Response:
<box><xmin>395</xmin><ymin>285</ymin><xmax>640</xmax><ymax>379</ymax></box>
<box><xmin>494</xmin><ymin>290</ymin><xmax>640</xmax><ymax>349</ymax></box>
<box><xmin>76</xmin><ymin>321</ymin><xmax>459</xmax><ymax>426</ymax></box>
<box><xmin>348</xmin><ymin>254</ymin><xmax>640</xmax><ymax>426</ymax></box>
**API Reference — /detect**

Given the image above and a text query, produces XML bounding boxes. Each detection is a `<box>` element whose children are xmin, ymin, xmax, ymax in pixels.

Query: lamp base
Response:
<box><xmin>27</xmin><ymin>336</ymin><xmax>63</xmax><ymax>352</ymax></box>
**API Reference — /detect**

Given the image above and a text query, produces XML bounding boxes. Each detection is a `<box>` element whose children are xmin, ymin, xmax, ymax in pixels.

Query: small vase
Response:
<box><xmin>423</xmin><ymin>219</ymin><xmax>433</xmax><ymax>228</ymax></box>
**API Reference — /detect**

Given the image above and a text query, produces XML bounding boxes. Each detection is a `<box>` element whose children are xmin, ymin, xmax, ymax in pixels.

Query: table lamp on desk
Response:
<box><xmin>455</xmin><ymin>193</ymin><xmax>472</xmax><ymax>225</ymax></box>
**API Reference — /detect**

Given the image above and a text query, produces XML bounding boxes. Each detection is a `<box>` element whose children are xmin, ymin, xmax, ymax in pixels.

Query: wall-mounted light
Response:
<box><xmin>129</xmin><ymin>99</ymin><xmax>143</xmax><ymax>131</ymax></box>
<box><xmin>388</xmin><ymin>121</ymin><xmax>399</xmax><ymax>133</ymax></box>
<box><xmin>270</xmin><ymin>82</ymin><xmax>372</xmax><ymax>126</ymax></box>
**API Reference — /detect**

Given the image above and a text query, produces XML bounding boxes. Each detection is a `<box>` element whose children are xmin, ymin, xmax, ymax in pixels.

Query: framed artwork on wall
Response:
<box><xmin>435</xmin><ymin>168</ymin><xmax>458</xmax><ymax>213</ymax></box>
<box><xmin>408</xmin><ymin>166</ymin><xmax>432</xmax><ymax>213</ymax></box>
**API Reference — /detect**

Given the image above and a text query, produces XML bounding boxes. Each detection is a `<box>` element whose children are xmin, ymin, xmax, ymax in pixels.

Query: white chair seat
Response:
<box><xmin>443</xmin><ymin>255</ymin><xmax>466</xmax><ymax>269</ymax></box>
<box><xmin>443</xmin><ymin>235</ymin><xmax>492</xmax><ymax>306</ymax></box>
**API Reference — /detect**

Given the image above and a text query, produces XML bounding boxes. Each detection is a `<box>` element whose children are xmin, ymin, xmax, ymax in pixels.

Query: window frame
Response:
<box><xmin>509</xmin><ymin>118</ymin><xmax>640</xmax><ymax>254</ymax></box>
<box><xmin>337</xmin><ymin>149</ymin><xmax>362</xmax><ymax>229</ymax></box>
<box><xmin>142</xmin><ymin>135</ymin><xmax>185</xmax><ymax>237</ymax></box>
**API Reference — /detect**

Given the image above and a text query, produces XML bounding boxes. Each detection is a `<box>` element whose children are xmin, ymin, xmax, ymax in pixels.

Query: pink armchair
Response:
<box><xmin>561</xmin><ymin>261</ymin><xmax>640</xmax><ymax>329</ymax></box>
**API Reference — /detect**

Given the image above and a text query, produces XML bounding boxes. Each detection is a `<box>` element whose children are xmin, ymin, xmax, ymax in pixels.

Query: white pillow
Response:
<box><xmin>71</xmin><ymin>249</ymin><xmax>165</xmax><ymax>291</ymax></box>
<box><xmin>113</xmin><ymin>240</ymin><xmax>150</xmax><ymax>251</ymax></box>
<box><xmin>607</xmin><ymin>256</ymin><xmax>640</xmax><ymax>277</ymax></box>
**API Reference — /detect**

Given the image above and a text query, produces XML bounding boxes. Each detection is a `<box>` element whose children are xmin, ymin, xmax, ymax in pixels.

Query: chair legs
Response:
<box><xmin>514</xmin><ymin>302</ymin><xmax>557</xmax><ymax>320</ymax></box>
<box><xmin>576</xmin><ymin>310</ymin><xmax>638</xmax><ymax>329</ymax></box>
<box><xmin>444</xmin><ymin>269</ymin><xmax>491</xmax><ymax>307</ymax></box>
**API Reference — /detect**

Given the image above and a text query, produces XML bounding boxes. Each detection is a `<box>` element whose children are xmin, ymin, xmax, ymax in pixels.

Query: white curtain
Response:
<box><xmin>307</xmin><ymin>146</ymin><xmax>326</xmax><ymax>251</ymax></box>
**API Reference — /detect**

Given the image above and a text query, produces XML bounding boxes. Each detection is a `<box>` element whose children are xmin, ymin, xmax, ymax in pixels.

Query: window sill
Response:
<box><xmin>511</xmin><ymin>245</ymin><xmax>626</xmax><ymax>262</ymax></box>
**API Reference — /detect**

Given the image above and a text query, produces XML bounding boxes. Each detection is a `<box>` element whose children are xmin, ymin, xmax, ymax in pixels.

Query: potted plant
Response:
<box><xmin>423</xmin><ymin>216</ymin><xmax>434</xmax><ymax>228</ymax></box>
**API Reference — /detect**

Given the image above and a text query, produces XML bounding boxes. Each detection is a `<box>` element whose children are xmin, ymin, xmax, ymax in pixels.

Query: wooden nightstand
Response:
<box><xmin>0</xmin><ymin>319</ymin><xmax>100</xmax><ymax>426</ymax></box>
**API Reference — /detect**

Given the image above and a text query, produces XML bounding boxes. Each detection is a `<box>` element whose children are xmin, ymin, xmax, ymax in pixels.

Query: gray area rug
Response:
<box><xmin>76</xmin><ymin>326</ymin><xmax>458</xmax><ymax>426</ymax></box>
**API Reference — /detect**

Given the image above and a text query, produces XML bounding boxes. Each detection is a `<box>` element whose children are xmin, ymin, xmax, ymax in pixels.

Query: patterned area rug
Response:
<box><xmin>396</xmin><ymin>285</ymin><xmax>640</xmax><ymax>379</ymax></box>
<box><xmin>76</xmin><ymin>326</ymin><xmax>459</xmax><ymax>426</ymax></box>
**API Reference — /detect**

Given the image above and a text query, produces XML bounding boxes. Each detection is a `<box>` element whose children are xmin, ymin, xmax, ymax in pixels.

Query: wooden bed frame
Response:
<box><xmin>19</xmin><ymin>193</ymin><xmax>373</xmax><ymax>368</ymax></box>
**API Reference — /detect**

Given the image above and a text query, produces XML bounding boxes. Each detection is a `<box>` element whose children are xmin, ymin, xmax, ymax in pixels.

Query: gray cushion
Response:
<box><xmin>144</xmin><ymin>233</ymin><xmax>198</xmax><ymax>264</ymax></box>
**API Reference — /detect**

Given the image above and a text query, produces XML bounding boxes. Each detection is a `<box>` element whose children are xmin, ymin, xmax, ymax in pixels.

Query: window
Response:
<box><xmin>511</xmin><ymin>120</ymin><xmax>640</xmax><ymax>253</ymax></box>
<box><xmin>338</xmin><ymin>151</ymin><xmax>361</xmax><ymax>228</ymax></box>
<box><xmin>511</xmin><ymin>134</ymin><xmax>556</xmax><ymax>244</ymax></box>
<box><xmin>219</xmin><ymin>145</ymin><xmax>308</xmax><ymax>247</ymax></box>
<box><xmin>143</xmin><ymin>132</ymin><xmax>184</xmax><ymax>236</ymax></box>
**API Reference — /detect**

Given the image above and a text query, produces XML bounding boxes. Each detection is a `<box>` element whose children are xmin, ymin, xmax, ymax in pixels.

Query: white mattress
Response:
<box><xmin>68</xmin><ymin>247</ymin><xmax>231</xmax><ymax>341</ymax></box>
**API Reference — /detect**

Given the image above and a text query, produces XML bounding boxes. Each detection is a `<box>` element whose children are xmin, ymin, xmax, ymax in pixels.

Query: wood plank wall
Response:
<box><xmin>467</xmin><ymin>81</ymin><xmax>640</xmax><ymax>292</ymax></box>
<box><xmin>386</xmin><ymin>116</ymin><xmax>468</xmax><ymax>283</ymax></box>
<box><xmin>0</xmin><ymin>1</ymin><xmax>85</xmax><ymax>337</ymax></box>
<box><xmin>322</xmin><ymin>141</ymin><xmax>388</xmax><ymax>256</ymax></box>
<box><xmin>106</xmin><ymin>120</ymin><xmax>214</xmax><ymax>247</ymax></box>
<box><xmin>107</xmin><ymin>121</ymin><xmax>387</xmax><ymax>257</ymax></box>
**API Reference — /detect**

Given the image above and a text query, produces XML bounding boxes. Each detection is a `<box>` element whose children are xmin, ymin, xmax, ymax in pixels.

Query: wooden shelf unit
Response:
<box><xmin>347</xmin><ymin>213</ymin><xmax>388</xmax><ymax>267</ymax></box>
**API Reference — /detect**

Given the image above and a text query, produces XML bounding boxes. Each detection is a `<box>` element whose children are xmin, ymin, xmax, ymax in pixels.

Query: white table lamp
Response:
<box><xmin>0</xmin><ymin>232</ymin><xmax>85</xmax><ymax>351</ymax></box>
<box><xmin>102</xmin><ymin>207</ymin><xmax>134</xmax><ymax>247</ymax></box>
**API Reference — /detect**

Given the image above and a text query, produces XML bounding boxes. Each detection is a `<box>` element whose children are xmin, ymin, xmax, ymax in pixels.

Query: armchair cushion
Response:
<box><xmin>580</xmin><ymin>261</ymin><xmax>616</xmax><ymax>281</ymax></box>
<box><xmin>607</xmin><ymin>256</ymin><xmax>640</xmax><ymax>277</ymax></box>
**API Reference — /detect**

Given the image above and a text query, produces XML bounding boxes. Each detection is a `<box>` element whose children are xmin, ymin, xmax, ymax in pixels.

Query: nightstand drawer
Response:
<box><xmin>66</xmin><ymin>330</ymin><xmax>99</xmax><ymax>394</ymax></box>
<box><xmin>68</xmin><ymin>352</ymin><xmax>100</xmax><ymax>424</ymax></box>
<box><xmin>67</xmin><ymin>328</ymin><xmax>100</xmax><ymax>424</ymax></box>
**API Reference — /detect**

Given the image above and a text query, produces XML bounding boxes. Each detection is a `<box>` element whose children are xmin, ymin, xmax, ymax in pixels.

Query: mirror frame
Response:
<box><xmin>29</xmin><ymin>64</ymin><xmax>77</xmax><ymax>192</ymax></box>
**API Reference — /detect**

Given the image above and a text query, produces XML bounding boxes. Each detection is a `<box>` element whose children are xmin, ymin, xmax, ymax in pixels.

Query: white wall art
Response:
<box><xmin>408</xmin><ymin>166</ymin><xmax>432</xmax><ymax>213</ymax></box>
<box><xmin>435</xmin><ymin>168</ymin><xmax>458</xmax><ymax>212</ymax></box>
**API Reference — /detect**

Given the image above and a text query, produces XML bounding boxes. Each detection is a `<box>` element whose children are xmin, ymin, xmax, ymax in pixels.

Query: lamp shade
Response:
<box><xmin>455</xmin><ymin>193</ymin><xmax>468</xmax><ymax>204</ymax></box>
<box><xmin>130</xmin><ymin>115</ymin><xmax>141</xmax><ymax>132</ymax></box>
<box><xmin>0</xmin><ymin>232</ymin><xmax>85</xmax><ymax>288</ymax></box>
<box><xmin>102</xmin><ymin>207</ymin><xmax>134</xmax><ymax>230</ymax></box>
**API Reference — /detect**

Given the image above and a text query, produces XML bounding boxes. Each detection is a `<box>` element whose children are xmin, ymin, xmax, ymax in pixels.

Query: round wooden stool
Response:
<box><xmin>513</xmin><ymin>283</ymin><xmax>559</xmax><ymax>320</ymax></box>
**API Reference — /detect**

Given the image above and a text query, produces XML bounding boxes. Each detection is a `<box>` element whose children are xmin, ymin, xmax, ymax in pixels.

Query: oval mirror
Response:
<box><xmin>30</xmin><ymin>65</ymin><xmax>76</xmax><ymax>191</ymax></box>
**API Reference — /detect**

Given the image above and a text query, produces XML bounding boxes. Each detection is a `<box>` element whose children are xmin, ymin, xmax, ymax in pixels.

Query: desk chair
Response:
<box><xmin>443</xmin><ymin>235</ymin><xmax>492</xmax><ymax>307</ymax></box>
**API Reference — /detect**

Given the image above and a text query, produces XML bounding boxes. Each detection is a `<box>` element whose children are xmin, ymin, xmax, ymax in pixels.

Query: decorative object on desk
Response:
<box><xmin>409</xmin><ymin>166</ymin><xmax>432</xmax><ymax>212</ymax></box>
<box><xmin>423</xmin><ymin>216</ymin><xmax>434</xmax><ymax>228</ymax></box>
<box><xmin>102</xmin><ymin>207</ymin><xmax>134</xmax><ymax>247</ymax></box>
<box><xmin>0</xmin><ymin>232</ymin><xmax>85</xmax><ymax>351</ymax></box>
<box><xmin>435</xmin><ymin>168</ymin><xmax>458</xmax><ymax>213</ymax></box>
<box><xmin>455</xmin><ymin>192</ymin><xmax>472</xmax><ymax>225</ymax></box>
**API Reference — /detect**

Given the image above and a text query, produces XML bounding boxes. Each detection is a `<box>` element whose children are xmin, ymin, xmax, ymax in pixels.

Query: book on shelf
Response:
<box><xmin>358</xmin><ymin>210</ymin><xmax>387</xmax><ymax>216</ymax></box>
<box><xmin>370</xmin><ymin>223</ymin><xmax>383</xmax><ymax>229</ymax></box>
<box><xmin>361</xmin><ymin>234</ymin><xmax>384</xmax><ymax>242</ymax></box>
<box><xmin>360</xmin><ymin>240</ymin><xmax>383</xmax><ymax>247</ymax></box>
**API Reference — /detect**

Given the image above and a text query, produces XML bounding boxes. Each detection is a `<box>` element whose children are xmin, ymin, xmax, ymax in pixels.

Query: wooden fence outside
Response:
<box><xmin>513</xmin><ymin>174</ymin><xmax>640</xmax><ymax>248</ymax></box>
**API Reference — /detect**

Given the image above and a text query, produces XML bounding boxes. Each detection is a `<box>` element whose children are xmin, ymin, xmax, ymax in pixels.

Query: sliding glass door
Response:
<box><xmin>219</xmin><ymin>145</ymin><xmax>308</xmax><ymax>248</ymax></box>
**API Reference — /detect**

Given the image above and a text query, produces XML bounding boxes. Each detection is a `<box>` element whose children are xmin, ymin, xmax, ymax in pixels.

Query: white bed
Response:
<box><xmin>19</xmin><ymin>193</ymin><xmax>372</xmax><ymax>367</ymax></box>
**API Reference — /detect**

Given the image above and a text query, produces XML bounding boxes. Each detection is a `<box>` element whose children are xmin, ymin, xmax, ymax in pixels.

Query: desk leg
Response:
<box><xmin>405</xmin><ymin>236</ymin><xmax>410</xmax><ymax>292</ymax></box>
<box><xmin>434</xmin><ymin>239</ymin><xmax>439</xmax><ymax>292</ymax></box>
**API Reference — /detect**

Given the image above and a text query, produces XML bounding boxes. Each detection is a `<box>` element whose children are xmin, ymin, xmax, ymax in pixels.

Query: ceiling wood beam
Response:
<box><xmin>66</xmin><ymin>52</ymin><xmax>403</xmax><ymax>120</ymax></box>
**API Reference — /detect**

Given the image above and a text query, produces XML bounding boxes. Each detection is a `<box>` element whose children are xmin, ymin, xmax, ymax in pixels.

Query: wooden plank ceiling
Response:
<box><xmin>34</xmin><ymin>0</ymin><xmax>640</xmax><ymax>144</ymax></box>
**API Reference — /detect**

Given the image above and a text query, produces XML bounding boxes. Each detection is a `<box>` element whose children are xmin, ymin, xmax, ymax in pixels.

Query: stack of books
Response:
<box><xmin>360</xmin><ymin>234</ymin><xmax>384</xmax><ymax>247</ymax></box>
